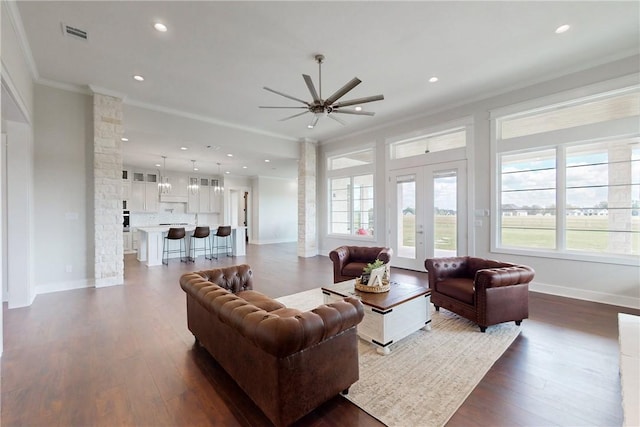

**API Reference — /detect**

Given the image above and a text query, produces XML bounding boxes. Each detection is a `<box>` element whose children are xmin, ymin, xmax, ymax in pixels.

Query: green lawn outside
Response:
<box><xmin>401</xmin><ymin>214</ymin><xmax>640</xmax><ymax>255</ymax></box>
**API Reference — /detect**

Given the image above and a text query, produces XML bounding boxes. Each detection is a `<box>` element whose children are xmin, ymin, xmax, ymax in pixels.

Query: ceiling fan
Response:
<box><xmin>260</xmin><ymin>54</ymin><xmax>384</xmax><ymax>129</ymax></box>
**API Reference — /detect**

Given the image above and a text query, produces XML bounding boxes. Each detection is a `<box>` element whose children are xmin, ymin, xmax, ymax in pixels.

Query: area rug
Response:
<box><xmin>277</xmin><ymin>287</ymin><xmax>521</xmax><ymax>427</ymax></box>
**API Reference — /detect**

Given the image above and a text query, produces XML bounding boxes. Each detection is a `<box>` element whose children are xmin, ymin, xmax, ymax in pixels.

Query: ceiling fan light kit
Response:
<box><xmin>260</xmin><ymin>54</ymin><xmax>384</xmax><ymax>128</ymax></box>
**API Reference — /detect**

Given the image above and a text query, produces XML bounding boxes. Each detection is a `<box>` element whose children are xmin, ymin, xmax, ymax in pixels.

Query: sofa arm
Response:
<box><xmin>329</xmin><ymin>246</ymin><xmax>349</xmax><ymax>267</ymax></box>
<box><xmin>474</xmin><ymin>266</ymin><xmax>535</xmax><ymax>291</ymax></box>
<box><xmin>377</xmin><ymin>247</ymin><xmax>393</xmax><ymax>264</ymax></box>
<box><xmin>242</xmin><ymin>297</ymin><xmax>364</xmax><ymax>358</ymax></box>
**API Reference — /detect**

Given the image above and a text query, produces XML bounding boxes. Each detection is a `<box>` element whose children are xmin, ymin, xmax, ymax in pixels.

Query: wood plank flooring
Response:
<box><xmin>2</xmin><ymin>243</ymin><xmax>638</xmax><ymax>426</ymax></box>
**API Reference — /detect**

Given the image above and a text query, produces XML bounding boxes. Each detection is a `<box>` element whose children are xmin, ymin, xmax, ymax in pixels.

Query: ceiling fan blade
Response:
<box><xmin>303</xmin><ymin>75</ymin><xmax>321</xmax><ymax>104</ymax></box>
<box><xmin>333</xmin><ymin>109</ymin><xmax>375</xmax><ymax>116</ymax></box>
<box><xmin>279</xmin><ymin>111</ymin><xmax>310</xmax><ymax>122</ymax></box>
<box><xmin>309</xmin><ymin>114</ymin><xmax>320</xmax><ymax>128</ymax></box>
<box><xmin>324</xmin><ymin>77</ymin><xmax>362</xmax><ymax>105</ymax></box>
<box><xmin>328</xmin><ymin>114</ymin><xmax>347</xmax><ymax>126</ymax></box>
<box><xmin>259</xmin><ymin>106</ymin><xmax>308</xmax><ymax>109</ymax></box>
<box><xmin>263</xmin><ymin>87</ymin><xmax>310</xmax><ymax>106</ymax></box>
<box><xmin>332</xmin><ymin>94</ymin><xmax>384</xmax><ymax>108</ymax></box>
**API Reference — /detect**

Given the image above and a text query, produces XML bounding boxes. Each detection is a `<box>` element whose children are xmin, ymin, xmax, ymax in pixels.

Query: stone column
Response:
<box><xmin>298</xmin><ymin>139</ymin><xmax>318</xmax><ymax>257</ymax></box>
<box><xmin>93</xmin><ymin>92</ymin><xmax>124</xmax><ymax>287</ymax></box>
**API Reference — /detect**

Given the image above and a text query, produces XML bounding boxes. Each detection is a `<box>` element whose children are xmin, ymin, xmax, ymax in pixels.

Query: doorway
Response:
<box><xmin>389</xmin><ymin>160</ymin><xmax>467</xmax><ymax>270</ymax></box>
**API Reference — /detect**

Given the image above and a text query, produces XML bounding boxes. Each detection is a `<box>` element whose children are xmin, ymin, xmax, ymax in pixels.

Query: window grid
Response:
<box><xmin>329</xmin><ymin>174</ymin><xmax>375</xmax><ymax>237</ymax></box>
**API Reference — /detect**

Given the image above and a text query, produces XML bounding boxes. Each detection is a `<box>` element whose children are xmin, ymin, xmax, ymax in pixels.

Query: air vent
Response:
<box><xmin>62</xmin><ymin>23</ymin><xmax>87</xmax><ymax>41</ymax></box>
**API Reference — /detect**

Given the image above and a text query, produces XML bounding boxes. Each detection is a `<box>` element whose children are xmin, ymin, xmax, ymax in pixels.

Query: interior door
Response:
<box><xmin>389</xmin><ymin>161</ymin><xmax>467</xmax><ymax>271</ymax></box>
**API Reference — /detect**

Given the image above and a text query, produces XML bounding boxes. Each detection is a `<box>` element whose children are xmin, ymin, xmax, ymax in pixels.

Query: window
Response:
<box><xmin>495</xmin><ymin>83</ymin><xmax>640</xmax><ymax>261</ymax></box>
<box><xmin>390</xmin><ymin>128</ymin><xmax>466</xmax><ymax>160</ymax></box>
<box><xmin>329</xmin><ymin>174</ymin><xmax>374</xmax><ymax>236</ymax></box>
<box><xmin>327</xmin><ymin>147</ymin><xmax>375</xmax><ymax>237</ymax></box>
<box><xmin>328</xmin><ymin>149</ymin><xmax>373</xmax><ymax>170</ymax></box>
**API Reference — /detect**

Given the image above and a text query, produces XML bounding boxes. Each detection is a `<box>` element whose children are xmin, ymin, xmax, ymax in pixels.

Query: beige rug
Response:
<box><xmin>277</xmin><ymin>287</ymin><xmax>521</xmax><ymax>427</ymax></box>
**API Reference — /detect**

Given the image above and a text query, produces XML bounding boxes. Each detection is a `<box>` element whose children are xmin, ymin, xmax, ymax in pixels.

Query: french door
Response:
<box><xmin>389</xmin><ymin>161</ymin><xmax>467</xmax><ymax>271</ymax></box>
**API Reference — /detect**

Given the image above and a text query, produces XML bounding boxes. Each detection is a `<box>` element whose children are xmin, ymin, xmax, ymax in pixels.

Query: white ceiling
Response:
<box><xmin>14</xmin><ymin>1</ymin><xmax>640</xmax><ymax>178</ymax></box>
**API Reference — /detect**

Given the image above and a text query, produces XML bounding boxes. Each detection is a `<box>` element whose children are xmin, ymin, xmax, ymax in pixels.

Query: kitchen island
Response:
<box><xmin>136</xmin><ymin>225</ymin><xmax>247</xmax><ymax>266</ymax></box>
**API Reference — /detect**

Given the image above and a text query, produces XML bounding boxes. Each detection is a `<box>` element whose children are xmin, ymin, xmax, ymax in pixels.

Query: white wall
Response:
<box><xmin>33</xmin><ymin>84</ymin><xmax>93</xmax><ymax>294</ymax></box>
<box><xmin>319</xmin><ymin>55</ymin><xmax>640</xmax><ymax>309</ymax></box>
<box><xmin>252</xmin><ymin>176</ymin><xmax>297</xmax><ymax>244</ymax></box>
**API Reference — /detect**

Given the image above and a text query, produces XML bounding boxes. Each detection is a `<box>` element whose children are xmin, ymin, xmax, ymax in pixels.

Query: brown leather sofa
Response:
<box><xmin>425</xmin><ymin>256</ymin><xmax>535</xmax><ymax>332</ymax></box>
<box><xmin>179</xmin><ymin>264</ymin><xmax>365</xmax><ymax>427</ymax></box>
<box><xmin>329</xmin><ymin>246</ymin><xmax>393</xmax><ymax>283</ymax></box>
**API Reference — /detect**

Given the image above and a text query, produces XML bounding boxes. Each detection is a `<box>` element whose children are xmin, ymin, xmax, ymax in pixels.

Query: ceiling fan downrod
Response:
<box><xmin>315</xmin><ymin>54</ymin><xmax>324</xmax><ymax>100</ymax></box>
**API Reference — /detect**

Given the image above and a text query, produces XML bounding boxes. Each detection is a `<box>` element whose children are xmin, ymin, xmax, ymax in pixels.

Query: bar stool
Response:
<box><xmin>162</xmin><ymin>227</ymin><xmax>187</xmax><ymax>265</ymax></box>
<box><xmin>189</xmin><ymin>226</ymin><xmax>212</xmax><ymax>261</ymax></box>
<box><xmin>212</xmin><ymin>225</ymin><xmax>232</xmax><ymax>259</ymax></box>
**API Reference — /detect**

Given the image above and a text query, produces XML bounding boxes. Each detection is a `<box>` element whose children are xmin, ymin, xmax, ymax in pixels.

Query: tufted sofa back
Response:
<box><xmin>189</xmin><ymin>263</ymin><xmax>254</xmax><ymax>293</ymax></box>
<box><xmin>179</xmin><ymin>266</ymin><xmax>364</xmax><ymax>358</ymax></box>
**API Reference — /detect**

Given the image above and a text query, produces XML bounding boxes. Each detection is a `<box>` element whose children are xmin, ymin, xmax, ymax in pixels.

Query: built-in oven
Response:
<box><xmin>123</xmin><ymin>210</ymin><xmax>130</xmax><ymax>231</ymax></box>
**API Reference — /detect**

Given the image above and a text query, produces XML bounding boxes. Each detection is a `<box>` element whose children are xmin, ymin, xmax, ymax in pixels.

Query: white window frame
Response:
<box><xmin>327</xmin><ymin>146</ymin><xmax>376</xmax><ymax>240</ymax></box>
<box><xmin>490</xmin><ymin>75</ymin><xmax>640</xmax><ymax>266</ymax></box>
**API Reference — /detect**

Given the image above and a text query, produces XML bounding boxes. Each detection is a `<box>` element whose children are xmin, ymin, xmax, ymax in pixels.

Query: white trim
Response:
<box><xmin>492</xmin><ymin>246</ymin><xmax>640</xmax><ymax>267</ymax></box>
<box><xmin>126</xmin><ymin>98</ymin><xmax>297</xmax><ymax>142</ymax></box>
<box><xmin>385</xmin><ymin>116</ymin><xmax>473</xmax><ymax>146</ymax></box>
<box><xmin>1</xmin><ymin>61</ymin><xmax>32</xmax><ymax>123</ymax></box>
<box><xmin>35</xmin><ymin>278</ymin><xmax>94</xmax><ymax>296</ymax></box>
<box><xmin>36</xmin><ymin>77</ymin><xmax>89</xmax><ymax>95</ymax></box>
<box><xmin>3</xmin><ymin>0</ymin><xmax>39</xmax><ymax>80</ymax></box>
<box><xmin>489</xmin><ymin>74</ymin><xmax>640</xmax><ymax>119</ymax></box>
<box><xmin>252</xmin><ymin>238</ymin><xmax>297</xmax><ymax>245</ymax></box>
<box><xmin>88</xmin><ymin>84</ymin><xmax>127</xmax><ymax>100</ymax></box>
<box><xmin>530</xmin><ymin>281</ymin><xmax>640</xmax><ymax>310</ymax></box>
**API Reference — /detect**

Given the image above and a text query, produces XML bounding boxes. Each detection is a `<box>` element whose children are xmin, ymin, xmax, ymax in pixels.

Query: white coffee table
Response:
<box><xmin>321</xmin><ymin>280</ymin><xmax>431</xmax><ymax>355</ymax></box>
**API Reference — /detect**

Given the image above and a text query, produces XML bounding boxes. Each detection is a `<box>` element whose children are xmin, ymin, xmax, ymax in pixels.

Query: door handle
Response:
<box><xmin>416</xmin><ymin>231</ymin><xmax>424</xmax><ymax>234</ymax></box>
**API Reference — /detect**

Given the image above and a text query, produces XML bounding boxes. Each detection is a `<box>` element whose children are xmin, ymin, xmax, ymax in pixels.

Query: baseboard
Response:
<box><xmin>252</xmin><ymin>238</ymin><xmax>297</xmax><ymax>245</ymax></box>
<box><xmin>35</xmin><ymin>278</ymin><xmax>95</xmax><ymax>295</ymax></box>
<box><xmin>530</xmin><ymin>281</ymin><xmax>640</xmax><ymax>310</ymax></box>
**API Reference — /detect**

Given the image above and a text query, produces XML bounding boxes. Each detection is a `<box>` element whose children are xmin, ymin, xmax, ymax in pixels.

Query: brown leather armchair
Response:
<box><xmin>329</xmin><ymin>246</ymin><xmax>393</xmax><ymax>283</ymax></box>
<box><xmin>425</xmin><ymin>256</ymin><xmax>534</xmax><ymax>332</ymax></box>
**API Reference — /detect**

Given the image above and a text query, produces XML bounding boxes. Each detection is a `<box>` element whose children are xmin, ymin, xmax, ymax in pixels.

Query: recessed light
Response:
<box><xmin>429</xmin><ymin>77</ymin><xmax>438</xmax><ymax>83</ymax></box>
<box><xmin>133</xmin><ymin>75</ymin><xmax>144</xmax><ymax>82</ymax></box>
<box><xmin>242</xmin><ymin>166</ymin><xmax>248</xmax><ymax>169</ymax></box>
<box><xmin>555</xmin><ymin>24</ymin><xmax>570</xmax><ymax>34</ymax></box>
<box><xmin>180</xmin><ymin>146</ymin><xmax>188</xmax><ymax>150</ymax></box>
<box><xmin>155</xmin><ymin>163</ymin><xmax>161</xmax><ymax>167</ymax></box>
<box><xmin>121</xmin><ymin>137</ymin><xmax>128</xmax><ymax>142</ymax></box>
<box><xmin>265</xmin><ymin>159</ymin><xmax>270</xmax><ymax>162</ymax></box>
<box><xmin>225</xmin><ymin>171</ymin><xmax>230</xmax><ymax>174</ymax></box>
<box><xmin>307</xmin><ymin>124</ymin><xmax>314</xmax><ymax>129</ymax></box>
<box><xmin>354</xmin><ymin>106</ymin><xmax>362</xmax><ymax>112</ymax></box>
<box><xmin>153</xmin><ymin>22</ymin><xmax>168</xmax><ymax>32</ymax></box>
<box><xmin>226</xmin><ymin>153</ymin><xmax>233</xmax><ymax>157</ymax></box>
<box><xmin>193</xmin><ymin>167</ymin><xmax>199</xmax><ymax>171</ymax></box>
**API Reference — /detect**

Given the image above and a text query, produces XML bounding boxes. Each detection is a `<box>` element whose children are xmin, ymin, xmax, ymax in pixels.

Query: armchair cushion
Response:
<box><xmin>425</xmin><ymin>256</ymin><xmax>534</xmax><ymax>331</ymax></box>
<box><xmin>329</xmin><ymin>246</ymin><xmax>393</xmax><ymax>283</ymax></box>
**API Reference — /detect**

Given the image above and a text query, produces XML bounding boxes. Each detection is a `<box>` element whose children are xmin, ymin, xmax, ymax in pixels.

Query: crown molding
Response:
<box><xmin>125</xmin><ymin>98</ymin><xmax>298</xmax><ymax>142</ymax></box>
<box><xmin>88</xmin><ymin>84</ymin><xmax>127</xmax><ymax>101</ymax></box>
<box><xmin>36</xmin><ymin>77</ymin><xmax>89</xmax><ymax>95</ymax></box>
<box><xmin>1</xmin><ymin>60</ymin><xmax>32</xmax><ymax>123</ymax></box>
<box><xmin>3</xmin><ymin>0</ymin><xmax>39</xmax><ymax>80</ymax></box>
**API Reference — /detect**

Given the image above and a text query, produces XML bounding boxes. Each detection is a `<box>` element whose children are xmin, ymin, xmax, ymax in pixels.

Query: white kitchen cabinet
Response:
<box><xmin>187</xmin><ymin>176</ymin><xmax>223</xmax><ymax>213</ymax></box>
<box><xmin>130</xmin><ymin>172</ymin><xmax>159</xmax><ymax>212</ymax></box>
<box><xmin>160</xmin><ymin>173</ymin><xmax>189</xmax><ymax>203</ymax></box>
<box><xmin>198</xmin><ymin>178</ymin><xmax>211</xmax><ymax>212</ymax></box>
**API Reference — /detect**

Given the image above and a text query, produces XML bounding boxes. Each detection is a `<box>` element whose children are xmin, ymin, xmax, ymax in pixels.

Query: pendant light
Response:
<box><xmin>158</xmin><ymin>156</ymin><xmax>172</xmax><ymax>194</ymax></box>
<box><xmin>188</xmin><ymin>160</ymin><xmax>199</xmax><ymax>194</ymax></box>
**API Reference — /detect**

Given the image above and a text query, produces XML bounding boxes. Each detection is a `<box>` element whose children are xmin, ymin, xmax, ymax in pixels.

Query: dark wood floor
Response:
<box><xmin>2</xmin><ymin>243</ymin><xmax>638</xmax><ymax>426</ymax></box>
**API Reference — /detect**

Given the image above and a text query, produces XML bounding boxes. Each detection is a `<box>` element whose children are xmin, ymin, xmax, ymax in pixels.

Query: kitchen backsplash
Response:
<box><xmin>130</xmin><ymin>202</ymin><xmax>220</xmax><ymax>227</ymax></box>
